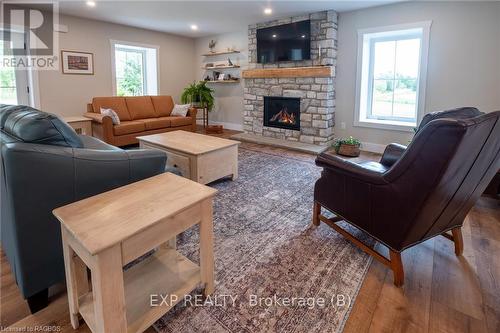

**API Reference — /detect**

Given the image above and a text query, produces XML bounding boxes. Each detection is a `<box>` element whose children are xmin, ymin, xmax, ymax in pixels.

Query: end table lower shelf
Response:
<box><xmin>79</xmin><ymin>248</ymin><xmax>200</xmax><ymax>333</ymax></box>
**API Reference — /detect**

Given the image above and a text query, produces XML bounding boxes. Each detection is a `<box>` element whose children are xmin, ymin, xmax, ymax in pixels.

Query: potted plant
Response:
<box><xmin>333</xmin><ymin>136</ymin><xmax>361</xmax><ymax>157</ymax></box>
<box><xmin>181</xmin><ymin>81</ymin><xmax>215</xmax><ymax>111</ymax></box>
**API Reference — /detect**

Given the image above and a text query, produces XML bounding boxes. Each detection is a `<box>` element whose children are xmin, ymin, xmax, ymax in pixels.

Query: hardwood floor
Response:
<box><xmin>1</xmin><ymin>128</ymin><xmax>498</xmax><ymax>332</ymax></box>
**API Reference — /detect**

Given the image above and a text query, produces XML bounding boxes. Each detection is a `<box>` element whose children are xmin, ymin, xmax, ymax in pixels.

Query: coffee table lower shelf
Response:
<box><xmin>78</xmin><ymin>248</ymin><xmax>200</xmax><ymax>333</ymax></box>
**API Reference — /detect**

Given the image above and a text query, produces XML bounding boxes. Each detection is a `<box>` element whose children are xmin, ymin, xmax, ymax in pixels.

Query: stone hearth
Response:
<box><xmin>242</xmin><ymin>10</ymin><xmax>337</xmax><ymax>146</ymax></box>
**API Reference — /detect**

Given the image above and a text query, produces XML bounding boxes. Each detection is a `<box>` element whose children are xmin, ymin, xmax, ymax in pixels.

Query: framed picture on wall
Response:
<box><xmin>61</xmin><ymin>50</ymin><xmax>94</xmax><ymax>75</ymax></box>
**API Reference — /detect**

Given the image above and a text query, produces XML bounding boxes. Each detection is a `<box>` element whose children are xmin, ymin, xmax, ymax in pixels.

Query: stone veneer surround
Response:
<box><xmin>243</xmin><ymin>11</ymin><xmax>337</xmax><ymax>145</ymax></box>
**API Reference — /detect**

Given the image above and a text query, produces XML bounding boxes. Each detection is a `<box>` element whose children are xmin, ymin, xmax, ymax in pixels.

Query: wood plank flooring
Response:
<box><xmin>1</xmin><ymin>128</ymin><xmax>498</xmax><ymax>333</ymax></box>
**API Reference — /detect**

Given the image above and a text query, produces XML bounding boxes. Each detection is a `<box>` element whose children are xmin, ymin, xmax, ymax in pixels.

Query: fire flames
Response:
<box><xmin>269</xmin><ymin>107</ymin><xmax>296</xmax><ymax>125</ymax></box>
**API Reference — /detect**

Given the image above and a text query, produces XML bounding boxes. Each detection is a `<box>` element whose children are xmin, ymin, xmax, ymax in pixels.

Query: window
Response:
<box><xmin>0</xmin><ymin>34</ymin><xmax>31</xmax><ymax>106</ymax></box>
<box><xmin>355</xmin><ymin>22</ymin><xmax>431</xmax><ymax>131</ymax></box>
<box><xmin>111</xmin><ymin>41</ymin><xmax>159</xmax><ymax>96</ymax></box>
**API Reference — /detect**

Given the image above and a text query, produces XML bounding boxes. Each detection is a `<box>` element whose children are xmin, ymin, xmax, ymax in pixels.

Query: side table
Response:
<box><xmin>53</xmin><ymin>173</ymin><xmax>217</xmax><ymax>333</ymax></box>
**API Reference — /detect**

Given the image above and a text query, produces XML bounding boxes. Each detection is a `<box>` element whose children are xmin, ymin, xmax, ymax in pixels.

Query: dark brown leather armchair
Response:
<box><xmin>313</xmin><ymin>109</ymin><xmax>500</xmax><ymax>286</ymax></box>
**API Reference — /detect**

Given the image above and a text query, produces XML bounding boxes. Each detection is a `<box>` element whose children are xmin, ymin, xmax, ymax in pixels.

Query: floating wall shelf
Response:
<box><xmin>202</xmin><ymin>50</ymin><xmax>241</xmax><ymax>56</ymax></box>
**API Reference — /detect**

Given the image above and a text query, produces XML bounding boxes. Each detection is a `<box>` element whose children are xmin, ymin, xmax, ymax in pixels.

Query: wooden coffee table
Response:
<box><xmin>53</xmin><ymin>173</ymin><xmax>217</xmax><ymax>333</ymax></box>
<box><xmin>138</xmin><ymin>130</ymin><xmax>240</xmax><ymax>184</ymax></box>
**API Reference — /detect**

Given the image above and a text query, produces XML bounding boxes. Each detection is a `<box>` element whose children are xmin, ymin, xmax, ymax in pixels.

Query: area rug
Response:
<box><xmin>154</xmin><ymin>144</ymin><xmax>373</xmax><ymax>333</ymax></box>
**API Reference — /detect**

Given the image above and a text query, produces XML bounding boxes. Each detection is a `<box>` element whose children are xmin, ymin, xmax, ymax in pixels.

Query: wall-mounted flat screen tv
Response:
<box><xmin>257</xmin><ymin>20</ymin><xmax>311</xmax><ymax>63</ymax></box>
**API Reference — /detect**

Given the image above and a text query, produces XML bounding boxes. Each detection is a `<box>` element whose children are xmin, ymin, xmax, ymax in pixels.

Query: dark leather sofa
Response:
<box><xmin>313</xmin><ymin>107</ymin><xmax>500</xmax><ymax>286</ymax></box>
<box><xmin>0</xmin><ymin>104</ymin><xmax>167</xmax><ymax>312</ymax></box>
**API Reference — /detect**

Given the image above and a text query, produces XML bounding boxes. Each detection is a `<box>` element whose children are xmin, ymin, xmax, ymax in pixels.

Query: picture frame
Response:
<box><xmin>61</xmin><ymin>50</ymin><xmax>94</xmax><ymax>75</ymax></box>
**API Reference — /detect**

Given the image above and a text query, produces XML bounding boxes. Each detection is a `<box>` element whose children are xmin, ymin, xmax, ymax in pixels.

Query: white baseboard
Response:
<box><xmin>196</xmin><ymin>120</ymin><xmax>243</xmax><ymax>131</ymax></box>
<box><xmin>360</xmin><ymin>141</ymin><xmax>386</xmax><ymax>154</ymax></box>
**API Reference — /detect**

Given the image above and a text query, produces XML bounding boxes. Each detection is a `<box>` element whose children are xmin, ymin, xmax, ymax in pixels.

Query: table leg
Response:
<box><xmin>62</xmin><ymin>227</ymin><xmax>87</xmax><ymax>329</ymax></box>
<box><xmin>200</xmin><ymin>199</ymin><xmax>215</xmax><ymax>296</ymax></box>
<box><xmin>92</xmin><ymin>245</ymin><xmax>127</xmax><ymax>333</ymax></box>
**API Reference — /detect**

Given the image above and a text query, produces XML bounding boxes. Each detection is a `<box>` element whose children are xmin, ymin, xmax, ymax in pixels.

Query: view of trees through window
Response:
<box><xmin>370</xmin><ymin>38</ymin><xmax>420</xmax><ymax>121</ymax></box>
<box><xmin>115</xmin><ymin>48</ymin><xmax>145</xmax><ymax>96</ymax></box>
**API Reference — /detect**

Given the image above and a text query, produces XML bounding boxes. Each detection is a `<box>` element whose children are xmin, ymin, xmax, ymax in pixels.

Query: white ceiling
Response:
<box><xmin>59</xmin><ymin>1</ymin><xmax>405</xmax><ymax>38</ymax></box>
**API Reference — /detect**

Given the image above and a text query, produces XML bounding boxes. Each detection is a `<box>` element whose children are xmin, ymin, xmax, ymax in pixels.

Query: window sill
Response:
<box><xmin>354</xmin><ymin>119</ymin><xmax>416</xmax><ymax>132</ymax></box>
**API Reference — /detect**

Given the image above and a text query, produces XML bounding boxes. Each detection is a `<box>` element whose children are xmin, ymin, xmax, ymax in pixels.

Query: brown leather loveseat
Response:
<box><xmin>84</xmin><ymin>96</ymin><xmax>197</xmax><ymax>147</ymax></box>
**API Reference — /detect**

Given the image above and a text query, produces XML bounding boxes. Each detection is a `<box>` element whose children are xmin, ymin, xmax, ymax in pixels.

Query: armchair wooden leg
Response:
<box><xmin>312</xmin><ymin>201</ymin><xmax>321</xmax><ymax>227</ymax></box>
<box><xmin>389</xmin><ymin>250</ymin><xmax>404</xmax><ymax>287</ymax></box>
<box><xmin>451</xmin><ymin>227</ymin><xmax>464</xmax><ymax>256</ymax></box>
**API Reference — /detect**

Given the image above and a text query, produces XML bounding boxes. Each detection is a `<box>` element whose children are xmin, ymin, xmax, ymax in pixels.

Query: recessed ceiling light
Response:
<box><xmin>264</xmin><ymin>8</ymin><xmax>272</xmax><ymax>15</ymax></box>
<box><xmin>86</xmin><ymin>1</ymin><xmax>96</xmax><ymax>7</ymax></box>
<box><xmin>190</xmin><ymin>24</ymin><xmax>198</xmax><ymax>31</ymax></box>
<box><xmin>272</xmin><ymin>34</ymin><xmax>277</xmax><ymax>38</ymax></box>
<box><xmin>301</xmin><ymin>35</ymin><xmax>306</xmax><ymax>38</ymax></box>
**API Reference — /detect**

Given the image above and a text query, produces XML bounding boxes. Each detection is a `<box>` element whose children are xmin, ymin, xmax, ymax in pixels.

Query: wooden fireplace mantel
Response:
<box><xmin>242</xmin><ymin>66</ymin><xmax>334</xmax><ymax>79</ymax></box>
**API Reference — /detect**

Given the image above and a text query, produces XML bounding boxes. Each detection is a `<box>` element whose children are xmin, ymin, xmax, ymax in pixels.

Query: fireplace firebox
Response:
<box><xmin>264</xmin><ymin>96</ymin><xmax>300</xmax><ymax>131</ymax></box>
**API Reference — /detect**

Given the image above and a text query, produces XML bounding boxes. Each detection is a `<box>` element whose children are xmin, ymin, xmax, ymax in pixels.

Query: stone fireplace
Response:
<box><xmin>264</xmin><ymin>96</ymin><xmax>300</xmax><ymax>131</ymax></box>
<box><xmin>241</xmin><ymin>10</ymin><xmax>337</xmax><ymax>147</ymax></box>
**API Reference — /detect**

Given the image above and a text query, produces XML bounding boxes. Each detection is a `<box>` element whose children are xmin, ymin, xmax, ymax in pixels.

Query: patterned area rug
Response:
<box><xmin>154</xmin><ymin>144</ymin><xmax>372</xmax><ymax>333</ymax></box>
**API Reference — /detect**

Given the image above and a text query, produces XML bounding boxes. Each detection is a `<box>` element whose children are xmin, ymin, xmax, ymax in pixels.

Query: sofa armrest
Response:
<box><xmin>84</xmin><ymin>112</ymin><xmax>108</xmax><ymax>123</ymax></box>
<box><xmin>187</xmin><ymin>107</ymin><xmax>198</xmax><ymax>118</ymax></box>
<box><xmin>83</xmin><ymin>112</ymin><xmax>114</xmax><ymax>144</ymax></box>
<box><xmin>187</xmin><ymin>107</ymin><xmax>198</xmax><ymax>131</ymax></box>
<box><xmin>380</xmin><ymin>143</ymin><xmax>407</xmax><ymax>167</ymax></box>
<box><xmin>315</xmin><ymin>152</ymin><xmax>388</xmax><ymax>185</ymax></box>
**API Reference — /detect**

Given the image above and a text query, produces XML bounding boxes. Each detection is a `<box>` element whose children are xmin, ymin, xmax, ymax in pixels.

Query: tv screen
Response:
<box><xmin>257</xmin><ymin>20</ymin><xmax>311</xmax><ymax>63</ymax></box>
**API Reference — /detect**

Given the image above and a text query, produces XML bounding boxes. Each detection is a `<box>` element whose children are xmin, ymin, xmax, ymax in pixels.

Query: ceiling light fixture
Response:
<box><xmin>190</xmin><ymin>24</ymin><xmax>198</xmax><ymax>31</ymax></box>
<box><xmin>272</xmin><ymin>34</ymin><xmax>277</xmax><ymax>38</ymax></box>
<box><xmin>264</xmin><ymin>8</ymin><xmax>272</xmax><ymax>15</ymax></box>
<box><xmin>86</xmin><ymin>1</ymin><xmax>96</xmax><ymax>7</ymax></box>
<box><xmin>301</xmin><ymin>35</ymin><xmax>306</xmax><ymax>38</ymax></box>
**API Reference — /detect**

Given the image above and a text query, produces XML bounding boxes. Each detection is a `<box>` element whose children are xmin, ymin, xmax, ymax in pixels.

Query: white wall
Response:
<box><xmin>38</xmin><ymin>14</ymin><xmax>196</xmax><ymax>117</ymax></box>
<box><xmin>194</xmin><ymin>31</ymin><xmax>247</xmax><ymax>130</ymax></box>
<box><xmin>336</xmin><ymin>1</ymin><xmax>500</xmax><ymax>146</ymax></box>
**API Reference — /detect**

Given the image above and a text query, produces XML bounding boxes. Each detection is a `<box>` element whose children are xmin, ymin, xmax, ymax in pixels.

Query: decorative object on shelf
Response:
<box><xmin>61</xmin><ymin>50</ymin><xmax>94</xmax><ymax>75</ymax></box>
<box><xmin>209</xmin><ymin>40</ymin><xmax>216</xmax><ymax>53</ymax></box>
<box><xmin>205</xmin><ymin>124</ymin><xmax>224</xmax><ymax>134</ymax></box>
<box><xmin>333</xmin><ymin>136</ymin><xmax>361</xmax><ymax>157</ymax></box>
<box><xmin>227</xmin><ymin>58</ymin><xmax>234</xmax><ymax>66</ymax></box>
<box><xmin>181</xmin><ymin>81</ymin><xmax>215</xmax><ymax>111</ymax></box>
<box><xmin>205</xmin><ymin>62</ymin><xmax>214</xmax><ymax>68</ymax></box>
<box><xmin>204</xmin><ymin>75</ymin><xmax>211</xmax><ymax>81</ymax></box>
<box><xmin>218</xmin><ymin>73</ymin><xmax>225</xmax><ymax>81</ymax></box>
<box><xmin>213</xmin><ymin>71</ymin><xmax>220</xmax><ymax>81</ymax></box>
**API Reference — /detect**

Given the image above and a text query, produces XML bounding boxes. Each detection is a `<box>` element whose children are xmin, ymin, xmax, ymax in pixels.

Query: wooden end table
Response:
<box><xmin>53</xmin><ymin>173</ymin><xmax>217</xmax><ymax>333</ymax></box>
<box><xmin>138</xmin><ymin>130</ymin><xmax>240</xmax><ymax>185</ymax></box>
<box><xmin>64</xmin><ymin>116</ymin><xmax>92</xmax><ymax>135</ymax></box>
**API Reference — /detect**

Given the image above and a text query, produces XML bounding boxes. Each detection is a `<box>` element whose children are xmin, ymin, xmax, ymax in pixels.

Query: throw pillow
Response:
<box><xmin>100</xmin><ymin>107</ymin><xmax>120</xmax><ymax>125</ymax></box>
<box><xmin>171</xmin><ymin>104</ymin><xmax>190</xmax><ymax>117</ymax></box>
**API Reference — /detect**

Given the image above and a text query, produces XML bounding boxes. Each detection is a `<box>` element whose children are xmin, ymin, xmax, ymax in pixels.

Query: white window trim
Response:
<box><xmin>0</xmin><ymin>26</ymin><xmax>41</xmax><ymax>108</ymax></box>
<box><xmin>354</xmin><ymin>21</ymin><xmax>432</xmax><ymax>132</ymax></box>
<box><xmin>110</xmin><ymin>39</ymin><xmax>160</xmax><ymax>96</ymax></box>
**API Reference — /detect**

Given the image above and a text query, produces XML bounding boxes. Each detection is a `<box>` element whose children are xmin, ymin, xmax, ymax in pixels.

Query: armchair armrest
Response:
<box><xmin>380</xmin><ymin>143</ymin><xmax>407</xmax><ymax>167</ymax></box>
<box><xmin>315</xmin><ymin>152</ymin><xmax>388</xmax><ymax>185</ymax></box>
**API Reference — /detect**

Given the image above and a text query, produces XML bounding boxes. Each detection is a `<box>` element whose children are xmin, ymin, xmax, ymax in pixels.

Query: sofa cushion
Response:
<box><xmin>1</xmin><ymin>106</ymin><xmax>83</xmax><ymax>148</ymax></box>
<box><xmin>125</xmin><ymin>96</ymin><xmax>157</xmax><ymax>120</ymax></box>
<box><xmin>139</xmin><ymin>117</ymin><xmax>171</xmax><ymax>130</ymax></box>
<box><xmin>168</xmin><ymin>116</ymin><xmax>192</xmax><ymax>127</ymax></box>
<box><xmin>113</xmin><ymin>120</ymin><xmax>145</xmax><ymax>136</ymax></box>
<box><xmin>151</xmin><ymin>96</ymin><xmax>174</xmax><ymax>117</ymax></box>
<box><xmin>92</xmin><ymin>97</ymin><xmax>131</xmax><ymax>121</ymax></box>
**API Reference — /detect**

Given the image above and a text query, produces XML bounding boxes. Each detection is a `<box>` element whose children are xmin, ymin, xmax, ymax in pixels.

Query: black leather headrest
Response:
<box><xmin>417</xmin><ymin>107</ymin><xmax>483</xmax><ymax>132</ymax></box>
<box><xmin>0</xmin><ymin>104</ymin><xmax>83</xmax><ymax>148</ymax></box>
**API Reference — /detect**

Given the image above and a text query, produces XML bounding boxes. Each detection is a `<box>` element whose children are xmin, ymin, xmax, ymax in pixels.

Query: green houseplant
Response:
<box><xmin>181</xmin><ymin>81</ymin><xmax>215</xmax><ymax>111</ymax></box>
<box><xmin>333</xmin><ymin>136</ymin><xmax>361</xmax><ymax>157</ymax></box>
